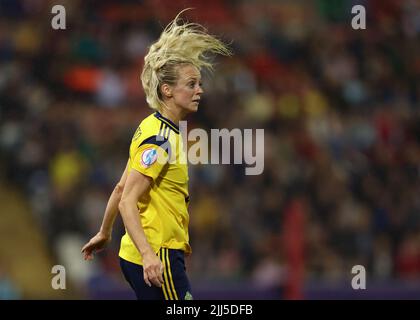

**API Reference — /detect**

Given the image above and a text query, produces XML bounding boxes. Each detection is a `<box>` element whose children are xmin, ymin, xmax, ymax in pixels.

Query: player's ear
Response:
<box><xmin>161</xmin><ymin>84</ymin><xmax>173</xmax><ymax>98</ymax></box>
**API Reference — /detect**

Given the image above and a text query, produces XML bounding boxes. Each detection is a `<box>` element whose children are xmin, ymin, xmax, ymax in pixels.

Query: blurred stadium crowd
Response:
<box><xmin>0</xmin><ymin>0</ymin><xmax>419</xmax><ymax>298</ymax></box>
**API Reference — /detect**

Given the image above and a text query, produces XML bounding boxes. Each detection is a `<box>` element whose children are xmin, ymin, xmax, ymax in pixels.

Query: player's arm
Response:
<box><xmin>118</xmin><ymin>169</ymin><xmax>164</xmax><ymax>288</ymax></box>
<box><xmin>82</xmin><ymin>160</ymin><xmax>129</xmax><ymax>260</ymax></box>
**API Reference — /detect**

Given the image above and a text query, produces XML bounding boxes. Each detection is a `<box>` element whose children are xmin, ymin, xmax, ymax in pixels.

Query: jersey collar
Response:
<box><xmin>154</xmin><ymin>111</ymin><xmax>180</xmax><ymax>134</ymax></box>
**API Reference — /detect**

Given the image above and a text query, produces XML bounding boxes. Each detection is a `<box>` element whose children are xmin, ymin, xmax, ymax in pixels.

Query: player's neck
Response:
<box><xmin>160</xmin><ymin>108</ymin><xmax>187</xmax><ymax>126</ymax></box>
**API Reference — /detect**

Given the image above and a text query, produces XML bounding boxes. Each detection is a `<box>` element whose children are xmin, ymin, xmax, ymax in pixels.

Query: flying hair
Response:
<box><xmin>141</xmin><ymin>8</ymin><xmax>232</xmax><ymax>111</ymax></box>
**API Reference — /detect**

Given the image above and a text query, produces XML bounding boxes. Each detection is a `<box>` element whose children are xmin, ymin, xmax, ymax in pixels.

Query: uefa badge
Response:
<box><xmin>141</xmin><ymin>148</ymin><xmax>158</xmax><ymax>168</ymax></box>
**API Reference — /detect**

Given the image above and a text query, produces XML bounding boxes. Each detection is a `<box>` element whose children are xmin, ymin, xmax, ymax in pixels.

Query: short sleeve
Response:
<box><xmin>131</xmin><ymin>136</ymin><xmax>171</xmax><ymax>180</ymax></box>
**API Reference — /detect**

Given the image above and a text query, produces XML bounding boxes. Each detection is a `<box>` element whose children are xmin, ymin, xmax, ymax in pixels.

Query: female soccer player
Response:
<box><xmin>81</xmin><ymin>10</ymin><xmax>231</xmax><ymax>300</ymax></box>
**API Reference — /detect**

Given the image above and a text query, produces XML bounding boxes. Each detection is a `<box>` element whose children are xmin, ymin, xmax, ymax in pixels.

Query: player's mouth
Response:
<box><xmin>192</xmin><ymin>99</ymin><xmax>200</xmax><ymax>104</ymax></box>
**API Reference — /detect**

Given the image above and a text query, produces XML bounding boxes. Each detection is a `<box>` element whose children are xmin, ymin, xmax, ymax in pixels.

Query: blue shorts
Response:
<box><xmin>120</xmin><ymin>248</ymin><xmax>193</xmax><ymax>300</ymax></box>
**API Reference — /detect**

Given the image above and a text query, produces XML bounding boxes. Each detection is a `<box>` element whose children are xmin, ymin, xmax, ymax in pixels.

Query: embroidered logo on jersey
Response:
<box><xmin>141</xmin><ymin>148</ymin><xmax>157</xmax><ymax>167</ymax></box>
<box><xmin>132</xmin><ymin>127</ymin><xmax>142</xmax><ymax>141</ymax></box>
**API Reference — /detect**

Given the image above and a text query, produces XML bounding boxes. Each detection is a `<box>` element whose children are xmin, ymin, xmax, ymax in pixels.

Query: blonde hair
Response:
<box><xmin>141</xmin><ymin>9</ymin><xmax>232</xmax><ymax>111</ymax></box>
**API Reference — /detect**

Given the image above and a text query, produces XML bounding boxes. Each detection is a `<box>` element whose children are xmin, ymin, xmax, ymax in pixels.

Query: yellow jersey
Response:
<box><xmin>119</xmin><ymin>111</ymin><xmax>191</xmax><ymax>265</ymax></box>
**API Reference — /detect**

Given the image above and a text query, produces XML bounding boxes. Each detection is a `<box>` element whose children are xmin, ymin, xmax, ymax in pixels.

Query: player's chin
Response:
<box><xmin>188</xmin><ymin>102</ymin><xmax>199</xmax><ymax>112</ymax></box>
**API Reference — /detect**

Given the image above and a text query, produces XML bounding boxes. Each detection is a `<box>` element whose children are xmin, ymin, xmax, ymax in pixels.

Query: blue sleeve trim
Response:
<box><xmin>139</xmin><ymin>135</ymin><xmax>171</xmax><ymax>158</ymax></box>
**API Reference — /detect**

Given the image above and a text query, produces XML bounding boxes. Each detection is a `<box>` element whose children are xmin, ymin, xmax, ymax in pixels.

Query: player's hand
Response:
<box><xmin>81</xmin><ymin>231</ymin><xmax>111</xmax><ymax>260</ymax></box>
<box><xmin>142</xmin><ymin>250</ymin><xmax>164</xmax><ymax>288</ymax></box>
